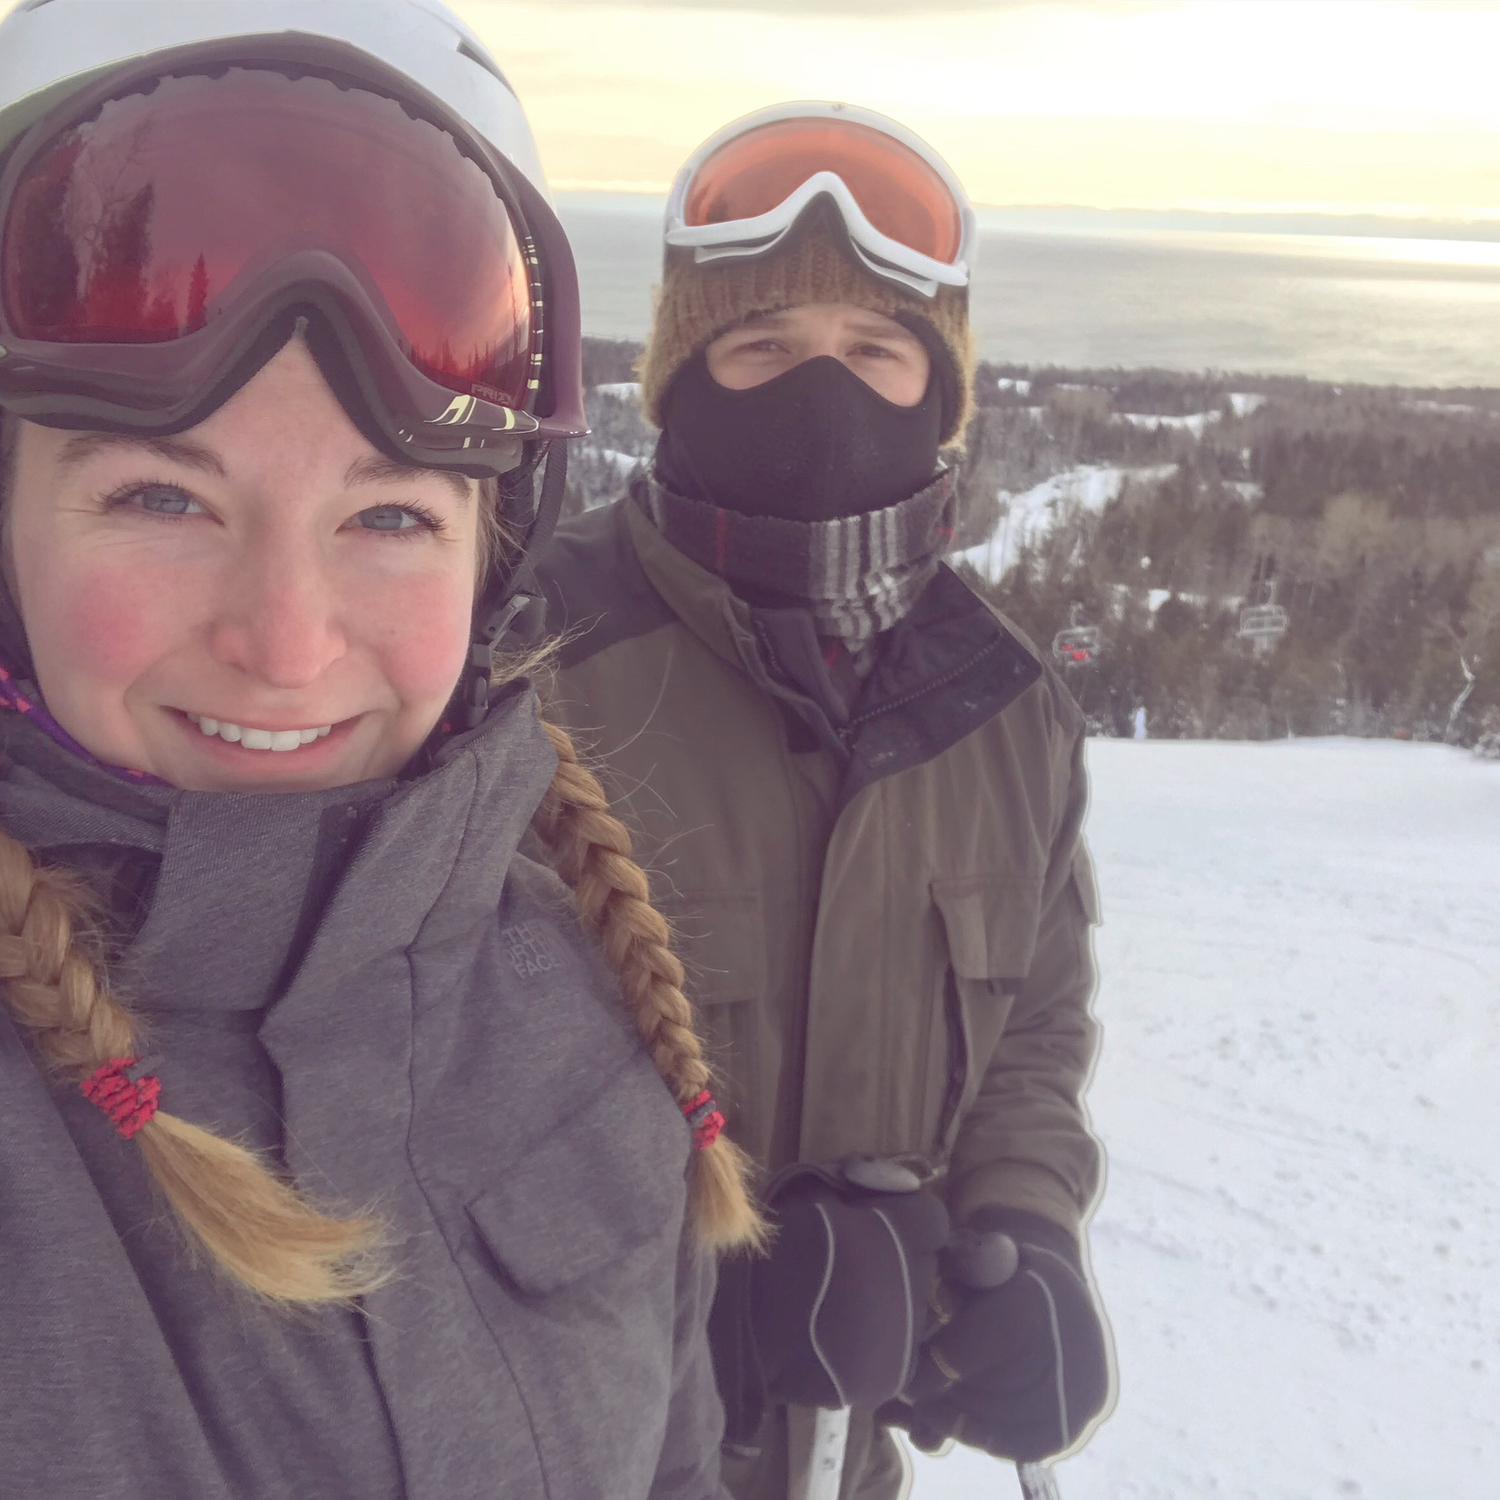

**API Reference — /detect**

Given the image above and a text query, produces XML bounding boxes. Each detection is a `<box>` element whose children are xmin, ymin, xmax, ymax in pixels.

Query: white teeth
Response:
<box><xmin>187</xmin><ymin>713</ymin><xmax>334</xmax><ymax>751</ymax></box>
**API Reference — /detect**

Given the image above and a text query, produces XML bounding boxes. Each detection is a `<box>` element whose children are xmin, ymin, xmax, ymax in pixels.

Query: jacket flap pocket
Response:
<box><xmin>655</xmin><ymin>890</ymin><xmax>766</xmax><ymax>1007</ymax></box>
<box><xmin>465</xmin><ymin>1077</ymin><xmax>685</xmax><ymax>1297</ymax></box>
<box><xmin>931</xmin><ymin>875</ymin><xmax>1043</xmax><ymax>981</ymax></box>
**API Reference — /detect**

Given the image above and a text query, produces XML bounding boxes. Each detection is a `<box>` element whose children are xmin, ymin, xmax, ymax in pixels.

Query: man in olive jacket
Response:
<box><xmin>540</xmin><ymin>121</ymin><xmax>1112</xmax><ymax>1498</ymax></box>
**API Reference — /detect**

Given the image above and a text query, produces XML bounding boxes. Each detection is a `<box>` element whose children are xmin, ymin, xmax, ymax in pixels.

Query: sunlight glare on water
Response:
<box><xmin>560</xmin><ymin>195</ymin><xmax>1500</xmax><ymax>388</ymax></box>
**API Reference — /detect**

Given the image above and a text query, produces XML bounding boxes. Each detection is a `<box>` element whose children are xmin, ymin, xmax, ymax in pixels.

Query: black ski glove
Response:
<box><xmin>882</xmin><ymin>1207</ymin><xmax>1112</xmax><ymax>1463</ymax></box>
<box><xmin>709</xmin><ymin>1159</ymin><xmax>950</xmax><ymax>1448</ymax></box>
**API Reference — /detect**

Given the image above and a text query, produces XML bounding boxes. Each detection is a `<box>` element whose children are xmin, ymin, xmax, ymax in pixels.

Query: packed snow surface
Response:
<box><xmin>592</xmin><ymin>381</ymin><xmax>642</xmax><ymax>402</ymax></box>
<box><xmin>956</xmin><ymin>465</ymin><xmax>1177</xmax><ymax>582</ymax></box>
<box><xmin>909</xmin><ymin>737</ymin><xmax>1500</xmax><ymax>1500</ymax></box>
<box><xmin>1409</xmin><ymin>399</ymin><xmax>1484</xmax><ymax>418</ymax></box>
<box><xmin>1114</xmin><ymin>410</ymin><xmax>1222</xmax><ymax>436</ymax></box>
<box><xmin>1145</xmin><ymin>587</ymin><xmax>1224</xmax><ymax>613</ymax></box>
<box><xmin>597</xmin><ymin>448</ymin><xmax>641</xmax><ymax>478</ymax></box>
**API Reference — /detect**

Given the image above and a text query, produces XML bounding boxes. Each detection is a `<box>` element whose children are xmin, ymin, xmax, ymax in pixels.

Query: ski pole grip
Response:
<box><xmin>942</xmin><ymin>1227</ymin><xmax>1020</xmax><ymax>1291</ymax></box>
<box><xmin>934</xmin><ymin>1231</ymin><xmax>1066</xmax><ymax>1500</ymax></box>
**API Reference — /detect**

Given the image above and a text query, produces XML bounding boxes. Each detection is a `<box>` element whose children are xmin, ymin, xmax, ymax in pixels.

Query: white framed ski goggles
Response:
<box><xmin>664</xmin><ymin>102</ymin><xmax>976</xmax><ymax>300</ymax></box>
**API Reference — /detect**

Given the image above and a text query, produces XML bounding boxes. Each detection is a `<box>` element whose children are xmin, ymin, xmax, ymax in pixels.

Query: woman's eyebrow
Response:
<box><xmin>55</xmin><ymin>432</ymin><xmax>225</xmax><ymax>476</ymax></box>
<box><xmin>344</xmin><ymin>454</ymin><xmax>471</xmax><ymax>502</ymax></box>
<box><xmin>51</xmin><ymin>433</ymin><xmax>470</xmax><ymax>504</ymax></box>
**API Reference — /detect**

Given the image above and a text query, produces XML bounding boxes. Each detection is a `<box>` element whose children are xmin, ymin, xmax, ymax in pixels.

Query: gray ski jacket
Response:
<box><xmin>0</xmin><ymin>683</ymin><xmax>726</xmax><ymax>1499</ymax></box>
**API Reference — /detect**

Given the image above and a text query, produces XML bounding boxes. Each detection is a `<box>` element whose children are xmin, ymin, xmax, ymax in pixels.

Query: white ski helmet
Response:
<box><xmin>0</xmin><ymin>0</ymin><xmax>548</xmax><ymax>191</ymax></box>
<box><xmin>0</xmin><ymin>0</ymin><xmax>586</xmax><ymax>720</ymax></box>
<box><xmin>0</xmin><ymin>0</ymin><xmax>585</xmax><ymax>453</ymax></box>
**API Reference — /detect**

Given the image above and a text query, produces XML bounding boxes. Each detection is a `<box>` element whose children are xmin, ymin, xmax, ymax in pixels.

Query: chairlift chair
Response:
<box><xmin>1051</xmin><ymin>604</ymin><xmax>1102</xmax><ymax>667</ymax></box>
<box><xmin>1237</xmin><ymin>580</ymin><xmax>1289</xmax><ymax>650</ymax></box>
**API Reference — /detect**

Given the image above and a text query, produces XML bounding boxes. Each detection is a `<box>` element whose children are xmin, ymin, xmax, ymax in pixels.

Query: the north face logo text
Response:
<box><xmin>502</xmin><ymin>922</ymin><xmax>562</xmax><ymax>978</ymax></box>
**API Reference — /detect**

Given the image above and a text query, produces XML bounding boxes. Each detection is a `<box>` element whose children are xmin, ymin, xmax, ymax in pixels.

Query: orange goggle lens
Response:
<box><xmin>681</xmin><ymin>117</ymin><xmax>964</xmax><ymax>266</ymax></box>
<box><xmin>2</xmin><ymin>68</ymin><xmax>536</xmax><ymax>405</ymax></box>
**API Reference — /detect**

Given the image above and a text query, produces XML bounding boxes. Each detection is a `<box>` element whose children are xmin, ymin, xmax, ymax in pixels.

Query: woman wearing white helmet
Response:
<box><xmin>0</xmin><ymin>3</ymin><xmax>758</xmax><ymax>1495</ymax></box>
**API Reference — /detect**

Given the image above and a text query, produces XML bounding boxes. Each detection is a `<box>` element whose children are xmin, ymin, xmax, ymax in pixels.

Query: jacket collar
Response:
<box><xmin>623</xmin><ymin>496</ymin><xmax>1047</xmax><ymax>785</ymax></box>
<box><xmin>0</xmin><ymin>684</ymin><xmax>556</xmax><ymax>1015</ymax></box>
<box><xmin>624</xmin><ymin>495</ymin><xmax>759</xmax><ymax>675</ymax></box>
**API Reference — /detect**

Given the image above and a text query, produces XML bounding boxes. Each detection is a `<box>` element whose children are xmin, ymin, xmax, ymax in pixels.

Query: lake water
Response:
<box><xmin>556</xmin><ymin>195</ymin><xmax>1500</xmax><ymax>391</ymax></box>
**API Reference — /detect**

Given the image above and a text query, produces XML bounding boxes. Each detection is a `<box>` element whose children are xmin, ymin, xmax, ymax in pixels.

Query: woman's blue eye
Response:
<box><xmin>353</xmin><ymin>504</ymin><xmax>440</xmax><ymax>535</ymax></box>
<box><xmin>130</xmin><ymin>485</ymin><xmax>201</xmax><ymax>516</ymax></box>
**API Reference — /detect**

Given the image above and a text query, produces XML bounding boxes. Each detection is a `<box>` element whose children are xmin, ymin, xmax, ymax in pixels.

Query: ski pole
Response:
<box><xmin>1017</xmin><ymin>1460</ymin><xmax>1062</xmax><ymax>1499</ymax></box>
<box><xmin>944</xmin><ymin>1227</ymin><xmax>1065</xmax><ymax>1500</ymax></box>
<box><xmin>801</xmin><ymin>1406</ymin><xmax>850</xmax><ymax>1500</ymax></box>
<box><xmin>791</xmin><ymin>1154</ymin><xmax>936</xmax><ymax>1500</ymax></box>
<box><xmin>803</xmin><ymin>1404</ymin><xmax>1058</xmax><ymax>1500</ymax></box>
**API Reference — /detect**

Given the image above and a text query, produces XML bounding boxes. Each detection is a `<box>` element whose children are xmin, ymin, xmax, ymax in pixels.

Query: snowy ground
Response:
<box><xmin>1114</xmin><ymin>410</ymin><xmax>1222</xmax><ymax>437</ymax></box>
<box><xmin>593</xmin><ymin>381</ymin><xmax>642</xmax><ymax>402</ymax></box>
<box><xmin>955</xmin><ymin>465</ymin><xmax>1178</xmax><ymax>582</ymax></box>
<box><xmin>909</xmin><ymin>738</ymin><xmax>1500</xmax><ymax>1500</ymax></box>
<box><xmin>597</xmin><ymin>448</ymin><xmax>642</xmax><ymax>479</ymax></box>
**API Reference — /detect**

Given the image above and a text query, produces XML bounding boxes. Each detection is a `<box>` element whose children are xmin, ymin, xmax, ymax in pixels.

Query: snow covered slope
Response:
<box><xmin>956</xmin><ymin>465</ymin><xmax>1177</xmax><ymax>583</ymax></box>
<box><xmin>911</xmin><ymin>738</ymin><xmax>1500</xmax><ymax>1500</ymax></box>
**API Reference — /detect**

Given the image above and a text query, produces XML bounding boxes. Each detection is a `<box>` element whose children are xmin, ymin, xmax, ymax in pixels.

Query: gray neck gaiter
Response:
<box><xmin>636</xmin><ymin>466</ymin><xmax>957</xmax><ymax>647</ymax></box>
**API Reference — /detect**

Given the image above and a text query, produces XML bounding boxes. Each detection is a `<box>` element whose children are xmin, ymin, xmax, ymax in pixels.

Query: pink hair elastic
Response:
<box><xmin>81</xmin><ymin>1058</ymin><xmax>162</xmax><ymax>1141</ymax></box>
<box><xmin>682</xmin><ymin>1089</ymin><xmax>726</xmax><ymax>1151</ymax></box>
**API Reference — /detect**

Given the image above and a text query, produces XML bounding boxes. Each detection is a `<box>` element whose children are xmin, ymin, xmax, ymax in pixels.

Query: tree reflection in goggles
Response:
<box><xmin>2</xmin><ymin>67</ymin><xmax>536</xmax><ymax>406</ymax></box>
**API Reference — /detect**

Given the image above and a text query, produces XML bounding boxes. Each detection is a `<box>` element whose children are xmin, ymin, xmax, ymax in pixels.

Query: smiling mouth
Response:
<box><xmin>184</xmin><ymin>712</ymin><xmax>337</xmax><ymax>753</ymax></box>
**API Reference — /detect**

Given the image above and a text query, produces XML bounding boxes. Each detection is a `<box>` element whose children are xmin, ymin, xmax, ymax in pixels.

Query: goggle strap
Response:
<box><xmin>461</xmin><ymin>438</ymin><xmax>568</xmax><ymax>728</ymax></box>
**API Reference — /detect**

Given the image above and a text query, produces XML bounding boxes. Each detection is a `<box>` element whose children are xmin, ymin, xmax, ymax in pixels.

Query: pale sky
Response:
<box><xmin>463</xmin><ymin>0</ymin><xmax>1500</xmax><ymax>221</ymax></box>
<box><xmin>1</xmin><ymin>0</ymin><xmax>1495</xmax><ymax>220</ymax></box>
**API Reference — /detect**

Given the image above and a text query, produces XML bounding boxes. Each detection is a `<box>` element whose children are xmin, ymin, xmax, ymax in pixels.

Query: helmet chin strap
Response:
<box><xmin>460</xmin><ymin>436</ymin><xmax>569</xmax><ymax>729</ymax></box>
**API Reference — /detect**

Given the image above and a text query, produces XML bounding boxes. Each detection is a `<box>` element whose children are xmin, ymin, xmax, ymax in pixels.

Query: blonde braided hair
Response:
<box><xmin>533</xmin><ymin>719</ymin><xmax>764</xmax><ymax>1252</ymax></box>
<box><xmin>0</xmin><ymin>416</ymin><xmax>760</xmax><ymax>1307</ymax></box>
<box><xmin>0</xmin><ymin>833</ymin><xmax>387</xmax><ymax>1302</ymax></box>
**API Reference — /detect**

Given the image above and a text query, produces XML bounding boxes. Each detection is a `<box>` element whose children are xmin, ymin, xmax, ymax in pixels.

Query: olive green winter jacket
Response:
<box><xmin>540</xmin><ymin>493</ymin><xmax>1105</xmax><ymax>1498</ymax></box>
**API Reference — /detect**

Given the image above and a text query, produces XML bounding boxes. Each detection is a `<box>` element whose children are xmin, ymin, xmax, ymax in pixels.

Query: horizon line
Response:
<box><xmin>552</xmin><ymin>187</ymin><xmax>1500</xmax><ymax>234</ymax></box>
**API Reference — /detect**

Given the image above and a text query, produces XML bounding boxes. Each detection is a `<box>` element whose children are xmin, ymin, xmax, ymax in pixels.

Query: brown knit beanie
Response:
<box><xmin>638</xmin><ymin>220</ymin><xmax>977</xmax><ymax>449</ymax></box>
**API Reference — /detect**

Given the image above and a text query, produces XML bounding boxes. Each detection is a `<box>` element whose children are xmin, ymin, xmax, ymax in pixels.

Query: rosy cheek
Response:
<box><xmin>32</xmin><ymin>562</ymin><xmax>183</xmax><ymax>688</ymax></box>
<box><xmin>360</xmin><ymin>572</ymin><xmax>472</xmax><ymax>705</ymax></box>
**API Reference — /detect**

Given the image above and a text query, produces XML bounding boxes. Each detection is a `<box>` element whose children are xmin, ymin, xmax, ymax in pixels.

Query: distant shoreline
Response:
<box><xmin>561</xmin><ymin>201</ymin><xmax>1500</xmax><ymax>389</ymax></box>
<box><xmin>580</xmin><ymin>340</ymin><xmax>1500</xmax><ymax>403</ymax></box>
<box><xmin>555</xmin><ymin>191</ymin><xmax>1500</xmax><ymax>247</ymax></box>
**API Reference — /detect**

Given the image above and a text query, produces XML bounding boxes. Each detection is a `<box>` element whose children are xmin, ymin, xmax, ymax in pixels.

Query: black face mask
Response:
<box><xmin>654</xmin><ymin>352</ymin><xmax>943</xmax><ymax>522</ymax></box>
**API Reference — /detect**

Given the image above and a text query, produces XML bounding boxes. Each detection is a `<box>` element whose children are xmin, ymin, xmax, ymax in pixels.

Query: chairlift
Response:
<box><xmin>1052</xmin><ymin>603</ymin><xmax>1102</xmax><ymax>667</ymax></box>
<box><xmin>1237</xmin><ymin>579</ymin><xmax>1289</xmax><ymax>650</ymax></box>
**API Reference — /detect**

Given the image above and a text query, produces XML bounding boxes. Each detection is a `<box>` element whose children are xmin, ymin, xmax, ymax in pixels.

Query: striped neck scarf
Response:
<box><xmin>636</xmin><ymin>467</ymin><xmax>957</xmax><ymax>648</ymax></box>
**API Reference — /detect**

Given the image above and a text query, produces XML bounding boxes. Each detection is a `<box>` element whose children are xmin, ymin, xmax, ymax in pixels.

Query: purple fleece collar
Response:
<box><xmin>0</xmin><ymin>662</ymin><xmax>165</xmax><ymax>786</ymax></box>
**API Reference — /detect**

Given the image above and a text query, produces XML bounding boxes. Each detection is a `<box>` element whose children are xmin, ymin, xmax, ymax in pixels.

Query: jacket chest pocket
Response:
<box><xmin>456</xmin><ymin>1079</ymin><xmax>687</xmax><ymax>1497</ymax></box>
<box><xmin>928</xmin><ymin>875</ymin><xmax>1042</xmax><ymax>1160</ymax></box>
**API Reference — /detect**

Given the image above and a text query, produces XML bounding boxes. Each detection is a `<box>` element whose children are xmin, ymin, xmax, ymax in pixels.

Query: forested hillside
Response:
<box><xmin>567</xmin><ymin>338</ymin><xmax>1500</xmax><ymax>748</ymax></box>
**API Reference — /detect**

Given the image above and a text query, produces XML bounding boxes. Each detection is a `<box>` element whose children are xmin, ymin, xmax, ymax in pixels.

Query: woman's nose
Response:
<box><xmin>207</xmin><ymin>537</ymin><xmax>347</xmax><ymax>689</ymax></box>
